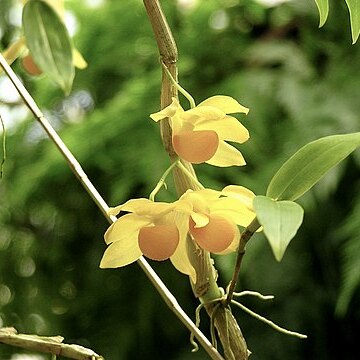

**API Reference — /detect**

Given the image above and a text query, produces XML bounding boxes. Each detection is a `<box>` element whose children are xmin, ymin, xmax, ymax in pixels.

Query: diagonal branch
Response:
<box><xmin>0</xmin><ymin>327</ymin><xmax>103</xmax><ymax>360</ymax></box>
<box><xmin>0</xmin><ymin>53</ymin><xmax>222</xmax><ymax>360</ymax></box>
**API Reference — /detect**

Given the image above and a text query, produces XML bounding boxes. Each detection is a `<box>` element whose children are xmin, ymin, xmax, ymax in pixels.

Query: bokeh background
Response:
<box><xmin>0</xmin><ymin>0</ymin><xmax>359</xmax><ymax>359</ymax></box>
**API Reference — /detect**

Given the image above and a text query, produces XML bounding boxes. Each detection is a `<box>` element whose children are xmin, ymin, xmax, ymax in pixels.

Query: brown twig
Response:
<box><xmin>225</xmin><ymin>218</ymin><xmax>261</xmax><ymax>306</ymax></box>
<box><xmin>0</xmin><ymin>327</ymin><xmax>103</xmax><ymax>360</ymax></box>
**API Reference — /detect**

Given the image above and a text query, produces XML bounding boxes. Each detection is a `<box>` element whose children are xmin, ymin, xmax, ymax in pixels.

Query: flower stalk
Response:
<box><xmin>161</xmin><ymin>61</ymin><xmax>196</xmax><ymax>109</ymax></box>
<box><xmin>176</xmin><ymin>161</ymin><xmax>205</xmax><ymax>190</ymax></box>
<box><xmin>149</xmin><ymin>158</ymin><xmax>179</xmax><ymax>201</ymax></box>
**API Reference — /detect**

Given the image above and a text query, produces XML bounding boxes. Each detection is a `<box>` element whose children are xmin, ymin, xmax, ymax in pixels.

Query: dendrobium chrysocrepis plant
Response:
<box><xmin>150</xmin><ymin>95</ymin><xmax>250</xmax><ymax>166</ymax></box>
<box><xmin>100</xmin><ymin>198</ymin><xmax>196</xmax><ymax>279</ymax></box>
<box><xmin>100</xmin><ymin>186</ymin><xmax>256</xmax><ymax>281</ymax></box>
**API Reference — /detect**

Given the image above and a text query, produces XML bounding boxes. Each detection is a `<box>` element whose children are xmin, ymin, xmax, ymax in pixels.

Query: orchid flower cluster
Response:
<box><xmin>100</xmin><ymin>93</ymin><xmax>256</xmax><ymax>280</ymax></box>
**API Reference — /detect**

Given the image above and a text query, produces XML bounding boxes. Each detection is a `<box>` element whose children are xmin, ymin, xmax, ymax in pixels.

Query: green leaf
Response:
<box><xmin>314</xmin><ymin>0</ymin><xmax>329</xmax><ymax>27</ymax></box>
<box><xmin>22</xmin><ymin>0</ymin><xmax>74</xmax><ymax>94</ymax></box>
<box><xmin>345</xmin><ymin>0</ymin><xmax>360</xmax><ymax>44</ymax></box>
<box><xmin>253</xmin><ymin>196</ymin><xmax>304</xmax><ymax>262</ymax></box>
<box><xmin>267</xmin><ymin>133</ymin><xmax>360</xmax><ymax>201</ymax></box>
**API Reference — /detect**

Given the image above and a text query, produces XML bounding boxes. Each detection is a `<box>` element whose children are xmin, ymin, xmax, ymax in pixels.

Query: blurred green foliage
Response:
<box><xmin>0</xmin><ymin>0</ymin><xmax>359</xmax><ymax>359</ymax></box>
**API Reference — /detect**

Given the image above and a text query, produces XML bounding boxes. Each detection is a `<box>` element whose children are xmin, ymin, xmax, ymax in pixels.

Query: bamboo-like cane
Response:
<box><xmin>143</xmin><ymin>1</ymin><xmax>249</xmax><ymax>359</ymax></box>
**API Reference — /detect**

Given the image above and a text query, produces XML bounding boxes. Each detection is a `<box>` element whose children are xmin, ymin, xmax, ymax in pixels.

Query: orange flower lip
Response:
<box><xmin>172</xmin><ymin>130</ymin><xmax>219</xmax><ymax>164</ymax></box>
<box><xmin>138</xmin><ymin>224</ymin><xmax>179</xmax><ymax>261</ymax></box>
<box><xmin>189</xmin><ymin>215</ymin><xmax>235</xmax><ymax>253</ymax></box>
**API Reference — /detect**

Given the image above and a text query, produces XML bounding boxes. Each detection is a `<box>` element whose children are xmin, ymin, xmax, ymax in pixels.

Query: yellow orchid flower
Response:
<box><xmin>100</xmin><ymin>186</ymin><xmax>255</xmax><ymax>281</ymax></box>
<box><xmin>180</xmin><ymin>185</ymin><xmax>256</xmax><ymax>254</ymax></box>
<box><xmin>100</xmin><ymin>198</ymin><xmax>196</xmax><ymax>281</ymax></box>
<box><xmin>150</xmin><ymin>95</ymin><xmax>249</xmax><ymax>167</ymax></box>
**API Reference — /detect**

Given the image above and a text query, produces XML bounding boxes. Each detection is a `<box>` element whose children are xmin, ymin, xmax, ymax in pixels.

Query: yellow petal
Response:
<box><xmin>181</xmin><ymin>188</ymin><xmax>221</xmax><ymax>202</ymax></box>
<box><xmin>174</xmin><ymin>198</ymin><xmax>194</xmax><ymax>212</ymax></box>
<box><xmin>190</xmin><ymin>211</ymin><xmax>209</xmax><ymax>228</ymax></box>
<box><xmin>104</xmin><ymin>213</ymin><xmax>151</xmax><ymax>245</ymax></box>
<box><xmin>221</xmin><ymin>185</ymin><xmax>255</xmax><ymax>210</ymax></box>
<box><xmin>100</xmin><ymin>238</ymin><xmax>142</xmax><ymax>268</ymax></box>
<box><xmin>197</xmin><ymin>189</ymin><xmax>222</xmax><ymax>199</ymax></box>
<box><xmin>209</xmin><ymin>197</ymin><xmax>256</xmax><ymax>227</ymax></box>
<box><xmin>180</xmin><ymin>106</ymin><xmax>225</xmax><ymax>124</ymax></box>
<box><xmin>150</xmin><ymin>97</ymin><xmax>183</xmax><ymax>122</ymax></box>
<box><xmin>73</xmin><ymin>48</ymin><xmax>87</xmax><ymax>69</ymax></box>
<box><xmin>108</xmin><ymin>205</ymin><xmax>121</xmax><ymax>216</ymax></box>
<box><xmin>108</xmin><ymin>199</ymin><xmax>175</xmax><ymax>218</ymax></box>
<box><xmin>180</xmin><ymin>189</ymin><xmax>218</xmax><ymax>215</ymax></box>
<box><xmin>172</xmin><ymin>130</ymin><xmax>219</xmax><ymax>164</ymax></box>
<box><xmin>194</xmin><ymin>115</ymin><xmax>249</xmax><ymax>144</ymax></box>
<box><xmin>170</xmin><ymin>212</ymin><xmax>196</xmax><ymax>282</ymax></box>
<box><xmin>169</xmin><ymin>113</ymin><xmax>189</xmax><ymax>135</ymax></box>
<box><xmin>206</xmin><ymin>141</ymin><xmax>246</xmax><ymax>167</ymax></box>
<box><xmin>198</xmin><ymin>95</ymin><xmax>249</xmax><ymax>115</ymax></box>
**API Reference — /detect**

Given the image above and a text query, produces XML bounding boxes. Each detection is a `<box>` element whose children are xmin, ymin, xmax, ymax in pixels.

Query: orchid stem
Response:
<box><xmin>161</xmin><ymin>61</ymin><xmax>196</xmax><ymax>109</ymax></box>
<box><xmin>149</xmin><ymin>158</ymin><xmax>180</xmax><ymax>201</ymax></box>
<box><xmin>145</xmin><ymin>1</ymin><xmax>246</xmax><ymax>358</ymax></box>
<box><xmin>176</xmin><ymin>161</ymin><xmax>205</xmax><ymax>189</ymax></box>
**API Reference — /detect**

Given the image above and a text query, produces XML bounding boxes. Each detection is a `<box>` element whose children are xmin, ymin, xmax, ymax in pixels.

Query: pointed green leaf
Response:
<box><xmin>22</xmin><ymin>0</ymin><xmax>74</xmax><ymax>94</ymax></box>
<box><xmin>267</xmin><ymin>133</ymin><xmax>360</xmax><ymax>201</ymax></box>
<box><xmin>314</xmin><ymin>0</ymin><xmax>329</xmax><ymax>27</ymax></box>
<box><xmin>254</xmin><ymin>196</ymin><xmax>304</xmax><ymax>262</ymax></box>
<box><xmin>345</xmin><ymin>0</ymin><xmax>360</xmax><ymax>44</ymax></box>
